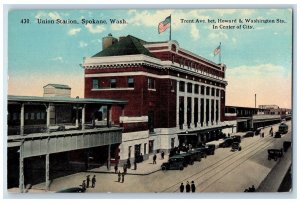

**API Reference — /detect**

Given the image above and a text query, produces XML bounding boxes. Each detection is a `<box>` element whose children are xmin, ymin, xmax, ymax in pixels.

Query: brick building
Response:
<box><xmin>83</xmin><ymin>34</ymin><xmax>228</xmax><ymax>162</ymax></box>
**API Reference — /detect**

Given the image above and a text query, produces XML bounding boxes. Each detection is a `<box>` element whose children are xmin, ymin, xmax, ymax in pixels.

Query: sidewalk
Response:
<box><xmin>88</xmin><ymin>154</ymin><xmax>169</xmax><ymax>175</ymax></box>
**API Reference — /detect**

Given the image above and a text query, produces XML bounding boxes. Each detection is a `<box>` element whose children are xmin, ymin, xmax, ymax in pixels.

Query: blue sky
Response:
<box><xmin>8</xmin><ymin>9</ymin><xmax>293</xmax><ymax>108</ymax></box>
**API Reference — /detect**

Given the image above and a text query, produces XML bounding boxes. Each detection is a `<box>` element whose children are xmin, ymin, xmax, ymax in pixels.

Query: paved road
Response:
<box><xmin>31</xmin><ymin>121</ymin><xmax>292</xmax><ymax>193</ymax></box>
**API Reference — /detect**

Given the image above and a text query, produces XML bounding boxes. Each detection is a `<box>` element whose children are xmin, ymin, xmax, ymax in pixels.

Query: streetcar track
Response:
<box><xmin>161</xmin><ymin>133</ymin><xmax>276</xmax><ymax>192</ymax></box>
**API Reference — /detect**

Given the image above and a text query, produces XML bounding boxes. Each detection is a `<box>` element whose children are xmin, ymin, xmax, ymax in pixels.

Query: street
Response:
<box><xmin>31</xmin><ymin>121</ymin><xmax>292</xmax><ymax>193</ymax></box>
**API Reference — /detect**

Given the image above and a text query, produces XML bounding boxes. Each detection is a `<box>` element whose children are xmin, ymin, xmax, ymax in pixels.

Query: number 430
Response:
<box><xmin>20</xmin><ymin>19</ymin><xmax>30</xmax><ymax>24</ymax></box>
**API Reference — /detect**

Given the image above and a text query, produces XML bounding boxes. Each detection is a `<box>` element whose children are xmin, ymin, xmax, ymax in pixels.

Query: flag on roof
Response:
<box><xmin>158</xmin><ymin>16</ymin><xmax>171</xmax><ymax>34</ymax></box>
<box><xmin>214</xmin><ymin>44</ymin><xmax>221</xmax><ymax>56</ymax></box>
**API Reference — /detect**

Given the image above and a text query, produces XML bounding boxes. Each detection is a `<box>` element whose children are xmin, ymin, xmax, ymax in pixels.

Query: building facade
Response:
<box><xmin>83</xmin><ymin>34</ymin><xmax>228</xmax><ymax>162</ymax></box>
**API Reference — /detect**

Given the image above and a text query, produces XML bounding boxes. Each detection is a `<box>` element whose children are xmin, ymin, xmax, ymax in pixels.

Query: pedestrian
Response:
<box><xmin>186</xmin><ymin>181</ymin><xmax>191</xmax><ymax>193</ymax></box>
<box><xmin>250</xmin><ymin>185</ymin><xmax>255</xmax><ymax>192</ymax></box>
<box><xmin>114</xmin><ymin>164</ymin><xmax>118</xmax><ymax>173</ymax></box>
<box><xmin>134</xmin><ymin>159</ymin><xmax>137</xmax><ymax>170</ymax></box>
<box><xmin>127</xmin><ymin>158</ymin><xmax>131</xmax><ymax>169</ymax></box>
<box><xmin>91</xmin><ymin>175</ymin><xmax>96</xmax><ymax>188</ymax></box>
<box><xmin>262</xmin><ymin>132</ymin><xmax>264</xmax><ymax>138</ymax></box>
<box><xmin>121</xmin><ymin>172</ymin><xmax>125</xmax><ymax>183</ymax></box>
<box><xmin>180</xmin><ymin>183</ymin><xmax>184</xmax><ymax>193</ymax></box>
<box><xmin>153</xmin><ymin>154</ymin><xmax>157</xmax><ymax>164</ymax></box>
<box><xmin>86</xmin><ymin>175</ymin><xmax>90</xmax><ymax>188</ymax></box>
<box><xmin>118</xmin><ymin>171</ymin><xmax>121</xmax><ymax>182</ymax></box>
<box><xmin>191</xmin><ymin>181</ymin><xmax>196</xmax><ymax>192</ymax></box>
<box><xmin>161</xmin><ymin>151</ymin><xmax>165</xmax><ymax>159</ymax></box>
<box><xmin>81</xmin><ymin>180</ymin><xmax>86</xmax><ymax>192</ymax></box>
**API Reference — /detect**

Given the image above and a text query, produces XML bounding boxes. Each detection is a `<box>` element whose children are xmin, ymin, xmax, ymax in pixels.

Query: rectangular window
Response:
<box><xmin>194</xmin><ymin>84</ymin><xmax>199</xmax><ymax>94</ymax></box>
<box><xmin>13</xmin><ymin>113</ymin><xmax>18</xmax><ymax>120</ymax></box>
<box><xmin>170</xmin><ymin>80</ymin><xmax>175</xmax><ymax>92</ymax></box>
<box><xmin>206</xmin><ymin>87</ymin><xmax>210</xmax><ymax>96</ymax></box>
<box><xmin>92</xmin><ymin>79</ymin><xmax>99</xmax><ymax>89</ymax></box>
<box><xmin>148</xmin><ymin>78</ymin><xmax>155</xmax><ymax>89</ymax></box>
<box><xmin>128</xmin><ymin>77</ymin><xmax>134</xmax><ymax>88</ymax></box>
<box><xmin>37</xmin><ymin>112</ymin><xmax>41</xmax><ymax>120</ymax></box>
<box><xmin>201</xmin><ymin>86</ymin><xmax>205</xmax><ymax>95</ymax></box>
<box><xmin>179</xmin><ymin>81</ymin><xmax>185</xmax><ymax>92</ymax></box>
<box><xmin>25</xmin><ymin>113</ymin><xmax>29</xmax><ymax>120</ymax></box>
<box><xmin>216</xmin><ymin>89</ymin><xmax>220</xmax><ymax>97</ymax></box>
<box><xmin>41</xmin><ymin>112</ymin><xmax>45</xmax><ymax>119</ymax></box>
<box><xmin>110</xmin><ymin>78</ymin><xmax>117</xmax><ymax>88</ymax></box>
<box><xmin>211</xmin><ymin>88</ymin><xmax>215</xmax><ymax>96</ymax></box>
<box><xmin>187</xmin><ymin>83</ymin><xmax>193</xmax><ymax>93</ymax></box>
<box><xmin>31</xmin><ymin>113</ymin><xmax>35</xmax><ymax>120</ymax></box>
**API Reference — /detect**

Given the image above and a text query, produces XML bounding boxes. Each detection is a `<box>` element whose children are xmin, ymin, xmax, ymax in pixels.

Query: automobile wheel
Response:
<box><xmin>239</xmin><ymin>147</ymin><xmax>242</xmax><ymax>151</ymax></box>
<box><xmin>204</xmin><ymin>154</ymin><xmax>207</xmax><ymax>158</ymax></box>
<box><xmin>274</xmin><ymin>157</ymin><xmax>278</xmax><ymax>161</ymax></box>
<box><xmin>161</xmin><ymin>166</ymin><xmax>167</xmax><ymax>171</ymax></box>
<box><xmin>190</xmin><ymin>161</ymin><xmax>194</xmax><ymax>165</ymax></box>
<box><xmin>180</xmin><ymin>166</ymin><xmax>184</xmax><ymax>170</ymax></box>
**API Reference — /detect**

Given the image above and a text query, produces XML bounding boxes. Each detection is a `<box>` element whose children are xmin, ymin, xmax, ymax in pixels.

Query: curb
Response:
<box><xmin>86</xmin><ymin>168</ymin><xmax>161</xmax><ymax>176</ymax></box>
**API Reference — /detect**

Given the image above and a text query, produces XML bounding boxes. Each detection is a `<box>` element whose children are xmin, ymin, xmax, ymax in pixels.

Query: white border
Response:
<box><xmin>1</xmin><ymin>1</ymin><xmax>299</xmax><ymax>202</ymax></box>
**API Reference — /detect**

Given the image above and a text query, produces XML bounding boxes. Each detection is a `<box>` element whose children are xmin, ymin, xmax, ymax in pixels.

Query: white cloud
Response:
<box><xmin>51</xmin><ymin>56</ymin><xmax>63</xmax><ymax>63</ymax></box>
<box><xmin>79</xmin><ymin>41</ymin><xmax>88</xmax><ymax>48</ymax></box>
<box><xmin>48</xmin><ymin>12</ymin><xmax>61</xmax><ymax>20</ymax></box>
<box><xmin>111</xmin><ymin>23</ymin><xmax>127</xmax><ymax>31</ymax></box>
<box><xmin>68</xmin><ymin>28</ymin><xmax>81</xmax><ymax>36</ymax></box>
<box><xmin>190</xmin><ymin>24</ymin><xmax>200</xmax><ymax>40</ymax></box>
<box><xmin>85</xmin><ymin>24</ymin><xmax>106</xmax><ymax>34</ymax></box>
<box><xmin>208</xmin><ymin>32</ymin><xmax>229</xmax><ymax>41</ymax></box>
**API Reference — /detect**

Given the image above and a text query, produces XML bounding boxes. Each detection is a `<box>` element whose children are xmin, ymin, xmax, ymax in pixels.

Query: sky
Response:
<box><xmin>7</xmin><ymin>8</ymin><xmax>293</xmax><ymax>108</ymax></box>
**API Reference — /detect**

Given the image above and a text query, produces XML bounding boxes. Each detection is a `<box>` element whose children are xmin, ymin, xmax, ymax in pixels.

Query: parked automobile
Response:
<box><xmin>205</xmin><ymin>144</ymin><xmax>216</xmax><ymax>155</ymax></box>
<box><xmin>56</xmin><ymin>187</ymin><xmax>85</xmax><ymax>193</ymax></box>
<box><xmin>268</xmin><ymin>149</ymin><xmax>283</xmax><ymax>161</ymax></box>
<box><xmin>219</xmin><ymin>137</ymin><xmax>234</xmax><ymax>148</ymax></box>
<box><xmin>177</xmin><ymin>153</ymin><xmax>195</xmax><ymax>166</ymax></box>
<box><xmin>243</xmin><ymin>131</ymin><xmax>254</xmax><ymax>138</ymax></box>
<box><xmin>191</xmin><ymin>148</ymin><xmax>206</xmax><ymax>160</ymax></box>
<box><xmin>161</xmin><ymin>156</ymin><xmax>184</xmax><ymax>171</ymax></box>
<box><xmin>232</xmin><ymin>135</ymin><xmax>241</xmax><ymax>143</ymax></box>
<box><xmin>255</xmin><ymin>127</ymin><xmax>263</xmax><ymax>135</ymax></box>
<box><xmin>274</xmin><ymin>131</ymin><xmax>281</xmax><ymax>138</ymax></box>
<box><xmin>231</xmin><ymin>142</ymin><xmax>242</xmax><ymax>151</ymax></box>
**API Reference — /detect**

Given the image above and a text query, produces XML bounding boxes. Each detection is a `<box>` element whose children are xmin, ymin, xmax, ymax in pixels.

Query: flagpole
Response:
<box><xmin>219</xmin><ymin>42</ymin><xmax>221</xmax><ymax>64</ymax></box>
<box><xmin>169</xmin><ymin>15</ymin><xmax>172</xmax><ymax>41</ymax></box>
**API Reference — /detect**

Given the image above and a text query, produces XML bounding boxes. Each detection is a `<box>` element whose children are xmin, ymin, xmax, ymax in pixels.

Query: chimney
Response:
<box><xmin>102</xmin><ymin>33</ymin><xmax>118</xmax><ymax>50</ymax></box>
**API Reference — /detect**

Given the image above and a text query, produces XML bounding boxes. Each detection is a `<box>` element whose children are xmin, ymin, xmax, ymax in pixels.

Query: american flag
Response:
<box><xmin>214</xmin><ymin>44</ymin><xmax>221</xmax><ymax>56</ymax></box>
<box><xmin>158</xmin><ymin>16</ymin><xmax>171</xmax><ymax>34</ymax></box>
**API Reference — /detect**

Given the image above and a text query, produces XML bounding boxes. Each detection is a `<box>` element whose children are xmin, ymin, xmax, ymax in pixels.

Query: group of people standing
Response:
<box><xmin>180</xmin><ymin>181</ymin><xmax>196</xmax><ymax>193</ymax></box>
<box><xmin>80</xmin><ymin>175</ymin><xmax>96</xmax><ymax>191</ymax></box>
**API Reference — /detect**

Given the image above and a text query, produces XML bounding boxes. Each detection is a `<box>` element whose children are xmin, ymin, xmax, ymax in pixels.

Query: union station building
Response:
<box><xmin>83</xmin><ymin>34</ymin><xmax>229</xmax><ymax>162</ymax></box>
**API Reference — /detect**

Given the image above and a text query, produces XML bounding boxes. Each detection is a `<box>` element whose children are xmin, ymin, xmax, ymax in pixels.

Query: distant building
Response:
<box><xmin>43</xmin><ymin>84</ymin><xmax>71</xmax><ymax>97</ymax></box>
<box><xmin>259</xmin><ymin>104</ymin><xmax>291</xmax><ymax>115</ymax></box>
<box><xmin>84</xmin><ymin>34</ymin><xmax>229</xmax><ymax>162</ymax></box>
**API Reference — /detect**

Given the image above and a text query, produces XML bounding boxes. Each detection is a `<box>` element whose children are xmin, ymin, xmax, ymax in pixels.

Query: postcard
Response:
<box><xmin>6</xmin><ymin>7</ymin><xmax>293</xmax><ymax>195</ymax></box>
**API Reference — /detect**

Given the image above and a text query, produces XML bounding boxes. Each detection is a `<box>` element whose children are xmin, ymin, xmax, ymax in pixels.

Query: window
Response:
<box><xmin>13</xmin><ymin>113</ymin><xmax>18</xmax><ymax>120</ymax></box>
<box><xmin>194</xmin><ymin>84</ymin><xmax>199</xmax><ymax>94</ymax></box>
<box><xmin>25</xmin><ymin>113</ymin><xmax>29</xmax><ymax>120</ymax></box>
<box><xmin>187</xmin><ymin>83</ymin><xmax>193</xmax><ymax>93</ymax></box>
<box><xmin>37</xmin><ymin>112</ymin><xmax>41</xmax><ymax>120</ymax></box>
<box><xmin>110</xmin><ymin>78</ymin><xmax>117</xmax><ymax>88</ymax></box>
<box><xmin>201</xmin><ymin>86</ymin><xmax>205</xmax><ymax>95</ymax></box>
<box><xmin>170</xmin><ymin>80</ymin><xmax>175</xmax><ymax>92</ymax></box>
<box><xmin>211</xmin><ymin>88</ymin><xmax>215</xmax><ymax>96</ymax></box>
<box><xmin>216</xmin><ymin>89</ymin><xmax>219</xmax><ymax>97</ymax></box>
<box><xmin>148</xmin><ymin>78</ymin><xmax>155</xmax><ymax>89</ymax></box>
<box><xmin>31</xmin><ymin>113</ymin><xmax>35</xmax><ymax>120</ymax></box>
<box><xmin>179</xmin><ymin>81</ymin><xmax>185</xmax><ymax>92</ymax></box>
<box><xmin>92</xmin><ymin>79</ymin><xmax>99</xmax><ymax>89</ymax></box>
<box><xmin>128</xmin><ymin>77</ymin><xmax>134</xmax><ymax>88</ymax></box>
<box><xmin>206</xmin><ymin>86</ymin><xmax>210</xmax><ymax>95</ymax></box>
<box><xmin>41</xmin><ymin>112</ymin><xmax>45</xmax><ymax>119</ymax></box>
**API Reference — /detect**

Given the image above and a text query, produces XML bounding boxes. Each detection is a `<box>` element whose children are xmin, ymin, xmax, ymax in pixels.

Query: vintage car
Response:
<box><xmin>243</xmin><ymin>131</ymin><xmax>255</xmax><ymax>138</ymax></box>
<box><xmin>190</xmin><ymin>148</ymin><xmax>206</xmax><ymax>160</ymax></box>
<box><xmin>179</xmin><ymin>152</ymin><xmax>196</xmax><ymax>166</ymax></box>
<box><xmin>219</xmin><ymin>137</ymin><xmax>234</xmax><ymax>148</ymax></box>
<box><xmin>232</xmin><ymin>135</ymin><xmax>241</xmax><ymax>143</ymax></box>
<box><xmin>161</xmin><ymin>156</ymin><xmax>184</xmax><ymax>171</ymax></box>
<box><xmin>231</xmin><ymin>142</ymin><xmax>242</xmax><ymax>151</ymax></box>
<box><xmin>274</xmin><ymin>131</ymin><xmax>282</xmax><ymax>138</ymax></box>
<box><xmin>268</xmin><ymin>149</ymin><xmax>283</xmax><ymax>161</ymax></box>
